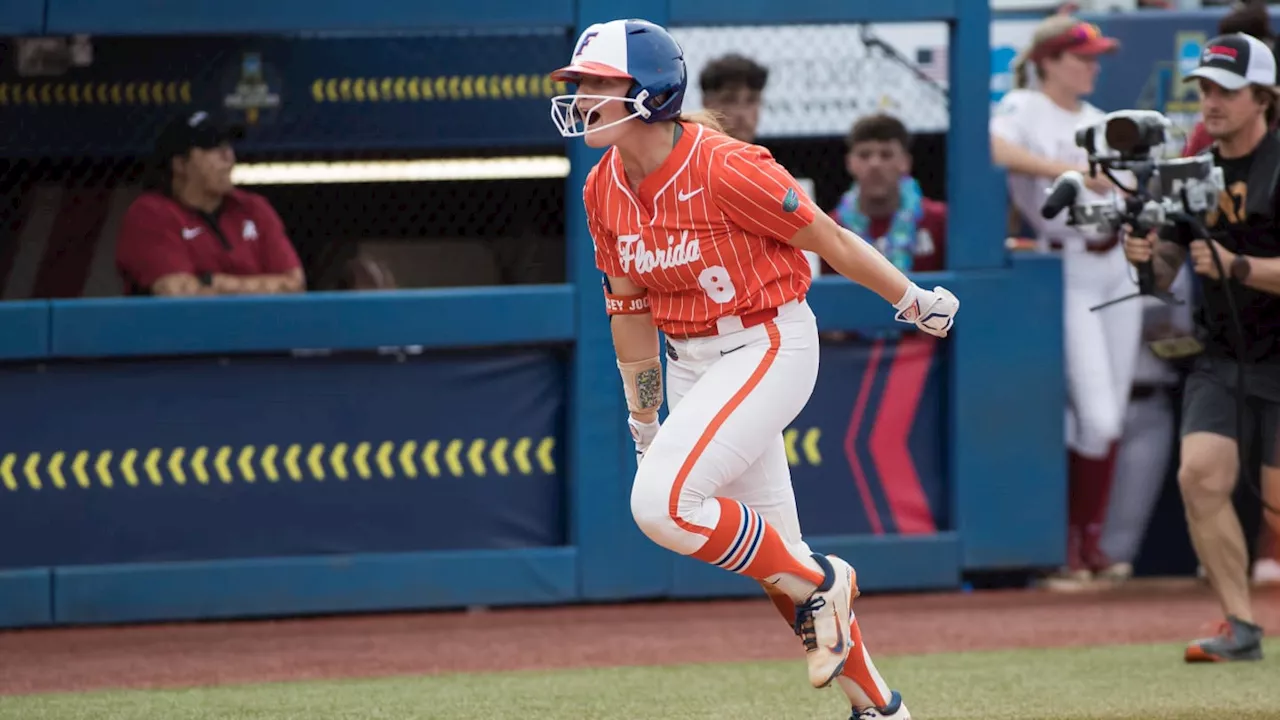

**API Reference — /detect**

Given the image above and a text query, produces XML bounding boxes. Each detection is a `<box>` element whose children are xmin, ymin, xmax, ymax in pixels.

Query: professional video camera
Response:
<box><xmin>1040</xmin><ymin>109</ymin><xmax>1224</xmax><ymax>309</ymax></box>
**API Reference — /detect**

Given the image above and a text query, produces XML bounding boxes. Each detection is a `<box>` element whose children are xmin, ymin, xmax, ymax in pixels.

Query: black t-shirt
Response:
<box><xmin>1191</xmin><ymin>143</ymin><xmax>1280</xmax><ymax>363</ymax></box>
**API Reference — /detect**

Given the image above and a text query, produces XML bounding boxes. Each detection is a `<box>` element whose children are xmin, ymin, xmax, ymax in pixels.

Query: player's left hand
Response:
<box><xmin>894</xmin><ymin>284</ymin><xmax>959</xmax><ymax>338</ymax></box>
<box><xmin>1189</xmin><ymin>239</ymin><xmax>1234</xmax><ymax>281</ymax></box>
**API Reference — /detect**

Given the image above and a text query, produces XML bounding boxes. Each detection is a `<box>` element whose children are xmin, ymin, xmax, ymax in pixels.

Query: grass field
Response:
<box><xmin>2</xmin><ymin>639</ymin><xmax>1276</xmax><ymax>720</ymax></box>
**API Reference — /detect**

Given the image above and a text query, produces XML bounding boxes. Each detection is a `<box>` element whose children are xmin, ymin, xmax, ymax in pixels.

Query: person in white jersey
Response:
<box><xmin>990</xmin><ymin>14</ymin><xmax>1142</xmax><ymax>590</ymax></box>
<box><xmin>1100</xmin><ymin>266</ymin><xmax>1195</xmax><ymax>583</ymax></box>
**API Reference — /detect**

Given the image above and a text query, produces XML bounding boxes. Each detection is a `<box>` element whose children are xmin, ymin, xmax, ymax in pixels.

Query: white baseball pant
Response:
<box><xmin>629</xmin><ymin>299</ymin><xmax>819</xmax><ymax>566</ymax></box>
<box><xmin>628</xmin><ymin>297</ymin><xmax>895</xmax><ymax>710</ymax></box>
<box><xmin>1101</xmin><ymin>388</ymin><xmax>1177</xmax><ymax>563</ymax></box>
<box><xmin>1062</xmin><ymin>244</ymin><xmax>1143</xmax><ymax>459</ymax></box>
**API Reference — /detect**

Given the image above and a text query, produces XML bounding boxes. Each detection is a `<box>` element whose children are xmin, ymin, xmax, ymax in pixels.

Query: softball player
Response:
<box><xmin>990</xmin><ymin>15</ymin><xmax>1142</xmax><ymax>588</ymax></box>
<box><xmin>550</xmin><ymin>19</ymin><xmax>958</xmax><ymax>720</ymax></box>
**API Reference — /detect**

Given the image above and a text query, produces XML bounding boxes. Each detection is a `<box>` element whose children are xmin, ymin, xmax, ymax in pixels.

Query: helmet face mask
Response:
<box><xmin>550</xmin><ymin>91</ymin><xmax>651</xmax><ymax>138</ymax></box>
<box><xmin>549</xmin><ymin>19</ymin><xmax>688</xmax><ymax>140</ymax></box>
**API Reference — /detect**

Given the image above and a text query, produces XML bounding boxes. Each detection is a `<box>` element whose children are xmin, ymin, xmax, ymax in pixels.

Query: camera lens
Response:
<box><xmin>1105</xmin><ymin>117</ymin><xmax>1139</xmax><ymax>154</ymax></box>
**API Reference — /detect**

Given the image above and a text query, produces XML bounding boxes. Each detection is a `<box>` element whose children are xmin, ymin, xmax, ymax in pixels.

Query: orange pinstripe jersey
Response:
<box><xmin>584</xmin><ymin>121</ymin><xmax>818</xmax><ymax>338</ymax></box>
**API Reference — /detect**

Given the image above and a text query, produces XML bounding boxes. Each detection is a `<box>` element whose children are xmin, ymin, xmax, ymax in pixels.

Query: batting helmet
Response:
<box><xmin>549</xmin><ymin>18</ymin><xmax>688</xmax><ymax>137</ymax></box>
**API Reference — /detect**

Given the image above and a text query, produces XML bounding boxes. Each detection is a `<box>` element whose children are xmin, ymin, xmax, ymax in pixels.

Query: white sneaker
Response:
<box><xmin>794</xmin><ymin>553</ymin><xmax>856</xmax><ymax>688</ymax></box>
<box><xmin>1096</xmin><ymin>562</ymin><xmax>1133</xmax><ymax>584</ymax></box>
<box><xmin>1253</xmin><ymin>558</ymin><xmax>1280</xmax><ymax>586</ymax></box>
<box><xmin>1039</xmin><ymin>567</ymin><xmax>1093</xmax><ymax>593</ymax></box>
<box><xmin>852</xmin><ymin>691</ymin><xmax>912</xmax><ymax>719</ymax></box>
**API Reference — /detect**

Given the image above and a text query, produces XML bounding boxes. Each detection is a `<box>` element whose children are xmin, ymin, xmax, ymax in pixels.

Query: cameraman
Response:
<box><xmin>1124</xmin><ymin>33</ymin><xmax>1278</xmax><ymax>663</ymax></box>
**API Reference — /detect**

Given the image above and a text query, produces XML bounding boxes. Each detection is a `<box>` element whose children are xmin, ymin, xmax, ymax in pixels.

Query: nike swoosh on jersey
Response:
<box><xmin>677</xmin><ymin>188</ymin><xmax>703</xmax><ymax>201</ymax></box>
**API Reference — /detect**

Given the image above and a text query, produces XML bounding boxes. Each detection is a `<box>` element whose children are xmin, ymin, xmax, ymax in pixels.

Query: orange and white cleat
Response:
<box><xmin>794</xmin><ymin>553</ymin><xmax>856</xmax><ymax>688</ymax></box>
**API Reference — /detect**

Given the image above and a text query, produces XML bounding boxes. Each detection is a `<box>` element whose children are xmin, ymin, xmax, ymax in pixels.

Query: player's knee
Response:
<box><xmin>1177</xmin><ymin>459</ymin><xmax>1234</xmax><ymax>519</ymax></box>
<box><xmin>629</xmin><ymin>469</ymin><xmax>678</xmax><ymax>547</ymax></box>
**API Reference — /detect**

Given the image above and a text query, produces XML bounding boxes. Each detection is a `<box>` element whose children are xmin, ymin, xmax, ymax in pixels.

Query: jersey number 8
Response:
<box><xmin>698</xmin><ymin>265</ymin><xmax>736</xmax><ymax>304</ymax></box>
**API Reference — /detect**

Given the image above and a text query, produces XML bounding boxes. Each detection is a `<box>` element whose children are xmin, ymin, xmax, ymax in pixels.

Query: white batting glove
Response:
<box><xmin>893</xmin><ymin>283</ymin><xmax>959</xmax><ymax>338</ymax></box>
<box><xmin>628</xmin><ymin>415</ymin><xmax>660</xmax><ymax>464</ymax></box>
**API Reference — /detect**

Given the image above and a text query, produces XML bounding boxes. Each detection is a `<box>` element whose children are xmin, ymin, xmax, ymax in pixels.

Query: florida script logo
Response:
<box><xmin>618</xmin><ymin>231</ymin><xmax>702</xmax><ymax>275</ymax></box>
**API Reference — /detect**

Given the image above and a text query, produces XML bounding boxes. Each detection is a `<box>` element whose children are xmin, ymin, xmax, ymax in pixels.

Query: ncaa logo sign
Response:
<box><xmin>990</xmin><ymin>45</ymin><xmax>1017</xmax><ymax>104</ymax></box>
<box><xmin>1180</xmin><ymin>38</ymin><xmax>1205</xmax><ymax>75</ymax></box>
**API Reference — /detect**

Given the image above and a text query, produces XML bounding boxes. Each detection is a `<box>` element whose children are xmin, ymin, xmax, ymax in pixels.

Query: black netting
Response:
<box><xmin>0</xmin><ymin>31</ymin><xmax>570</xmax><ymax>299</ymax></box>
<box><xmin>262</xmin><ymin>177</ymin><xmax>566</xmax><ymax>291</ymax></box>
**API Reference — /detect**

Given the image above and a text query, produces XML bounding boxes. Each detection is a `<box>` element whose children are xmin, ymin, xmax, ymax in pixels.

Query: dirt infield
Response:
<box><xmin>0</xmin><ymin>579</ymin><xmax>1277</xmax><ymax>696</ymax></box>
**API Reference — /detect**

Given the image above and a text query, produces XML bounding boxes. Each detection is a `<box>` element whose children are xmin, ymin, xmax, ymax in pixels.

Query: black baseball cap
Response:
<box><xmin>1183</xmin><ymin>33</ymin><xmax>1278</xmax><ymax>91</ymax></box>
<box><xmin>153</xmin><ymin>110</ymin><xmax>244</xmax><ymax>160</ymax></box>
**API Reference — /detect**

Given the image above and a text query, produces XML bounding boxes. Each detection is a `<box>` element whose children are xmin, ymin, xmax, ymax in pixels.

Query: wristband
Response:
<box><xmin>618</xmin><ymin>356</ymin><xmax>663</xmax><ymax>413</ymax></box>
<box><xmin>605</xmin><ymin>291</ymin><xmax>650</xmax><ymax>315</ymax></box>
<box><xmin>1231</xmin><ymin>254</ymin><xmax>1252</xmax><ymax>283</ymax></box>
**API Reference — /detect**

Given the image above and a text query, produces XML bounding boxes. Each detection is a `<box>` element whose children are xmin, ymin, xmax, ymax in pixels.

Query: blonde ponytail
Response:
<box><xmin>677</xmin><ymin>108</ymin><xmax>727</xmax><ymax>133</ymax></box>
<box><xmin>1013</xmin><ymin>55</ymin><xmax>1030</xmax><ymax>90</ymax></box>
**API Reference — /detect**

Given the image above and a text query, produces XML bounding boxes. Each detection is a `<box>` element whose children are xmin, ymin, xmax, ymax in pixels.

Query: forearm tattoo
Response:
<box><xmin>635</xmin><ymin>366</ymin><xmax>662</xmax><ymax>410</ymax></box>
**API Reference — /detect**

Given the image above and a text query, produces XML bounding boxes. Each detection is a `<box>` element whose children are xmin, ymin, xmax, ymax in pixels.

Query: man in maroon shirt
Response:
<box><xmin>115</xmin><ymin>110</ymin><xmax>305</xmax><ymax>296</ymax></box>
<box><xmin>827</xmin><ymin>113</ymin><xmax>947</xmax><ymax>273</ymax></box>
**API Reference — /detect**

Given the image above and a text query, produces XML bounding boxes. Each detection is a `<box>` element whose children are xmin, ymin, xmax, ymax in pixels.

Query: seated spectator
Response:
<box><xmin>698</xmin><ymin>53</ymin><xmax>768</xmax><ymax>143</ymax></box>
<box><xmin>115</xmin><ymin>110</ymin><xmax>305</xmax><ymax>296</ymax></box>
<box><xmin>828</xmin><ymin>113</ymin><xmax>946</xmax><ymax>273</ymax></box>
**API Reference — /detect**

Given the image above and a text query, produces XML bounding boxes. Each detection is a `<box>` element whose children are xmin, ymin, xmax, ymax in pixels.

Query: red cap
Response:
<box><xmin>1031</xmin><ymin>21</ymin><xmax>1119</xmax><ymax>61</ymax></box>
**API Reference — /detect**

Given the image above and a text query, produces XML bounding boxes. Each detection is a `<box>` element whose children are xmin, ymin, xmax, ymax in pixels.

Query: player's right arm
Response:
<box><xmin>1122</xmin><ymin>225</ymin><xmax>1185</xmax><ymax>292</ymax></box>
<box><xmin>606</xmin><ymin>273</ymin><xmax>662</xmax><ymax>426</ymax></box>
<box><xmin>583</xmin><ymin>169</ymin><xmax>664</xmax><ymax>451</ymax></box>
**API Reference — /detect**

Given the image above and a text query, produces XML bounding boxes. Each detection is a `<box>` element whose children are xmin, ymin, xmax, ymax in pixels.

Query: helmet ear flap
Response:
<box><xmin>628</xmin><ymin>80</ymin><xmax>683</xmax><ymax>124</ymax></box>
<box><xmin>623</xmin><ymin>79</ymin><xmax>649</xmax><ymax>117</ymax></box>
<box><xmin>645</xmin><ymin>87</ymin><xmax>684</xmax><ymax>123</ymax></box>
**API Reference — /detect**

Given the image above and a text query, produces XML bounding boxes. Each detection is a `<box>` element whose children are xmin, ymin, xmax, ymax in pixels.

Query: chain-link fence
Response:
<box><xmin>675</xmin><ymin>23</ymin><xmax>950</xmax><ymax>138</ymax></box>
<box><xmin>1</xmin><ymin>22</ymin><xmax>951</xmax><ymax>300</ymax></box>
<box><xmin>674</xmin><ymin>21</ymin><xmax>951</xmax><ymax>239</ymax></box>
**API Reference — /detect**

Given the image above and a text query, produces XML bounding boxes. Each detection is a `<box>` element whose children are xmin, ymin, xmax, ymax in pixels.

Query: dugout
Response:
<box><xmin>0</xmin><ymin>2</ymin><xmax>1067</xmax><ymax>629</ymax></box>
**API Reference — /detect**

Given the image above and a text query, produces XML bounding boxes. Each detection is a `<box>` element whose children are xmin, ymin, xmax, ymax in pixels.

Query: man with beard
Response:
<box><xmin>1124</xmin><ymin>32</ymin><xmax>1280</xmax><ymax>662</ymax></box>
